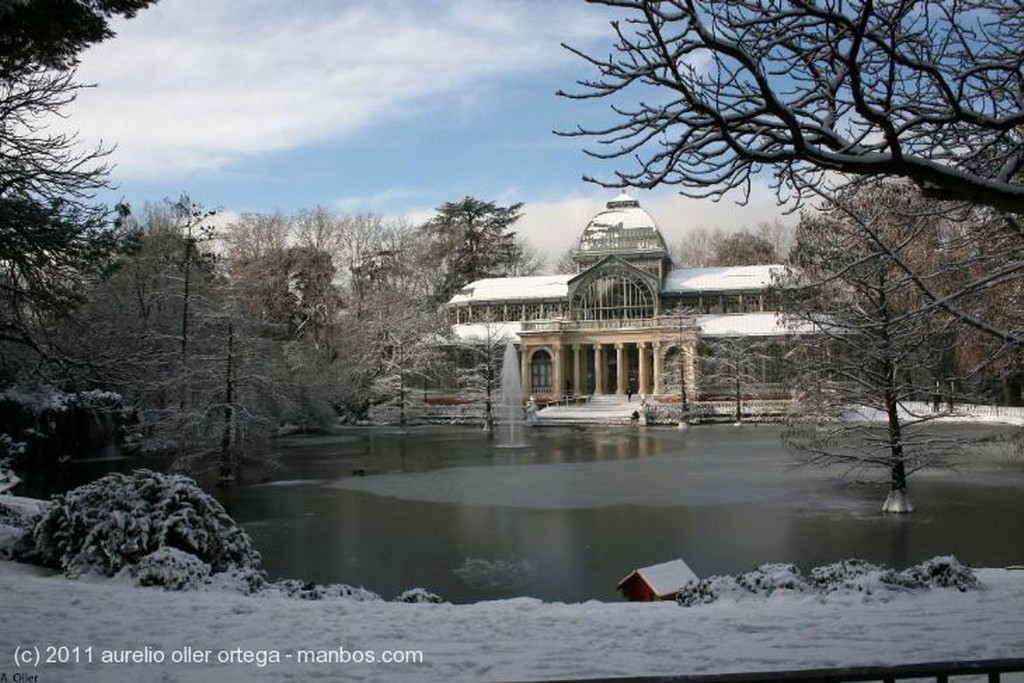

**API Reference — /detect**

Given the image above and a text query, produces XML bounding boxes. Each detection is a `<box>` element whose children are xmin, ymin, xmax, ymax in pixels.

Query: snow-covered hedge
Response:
<box><xmin>266</xmin><ymin>578</ymin><xmax>381</xmax><ymax>601</ymax></box>
<box><xmin>32</xmin><ymin>469</ymin><xmax>261</xmax><ymax>579</ymax></box>
<box><xmin>394</xmin><ymin>587</ymin><xmax>445</xmax><ymax>603</ymax></box>
<box><xmin>676</xmin><ymin>556</ymin><xmax>978</xmax><ymax>606</ymax></box>
<box><xmin>881</xmin><ymin>556</ymin><xmax>979</xmax><ymax>591</ymax></box>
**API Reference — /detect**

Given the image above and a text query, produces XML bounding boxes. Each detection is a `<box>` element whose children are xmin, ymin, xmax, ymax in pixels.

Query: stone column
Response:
<box><xmin>593</xmin><ymin>343</ymin><xmax>604</xmax><ymax>395</ymax></box>
<box><xmin>615</xmin><ymin>343</ymin><xmax>628</xmax><ymax>395</ymax></box>
<box><xmin>552</xmin><ymin>344</ymin><xmax>564</xmax><ymax>400</ymax></box>
<box><xmin>653</xmin><ymin>341</ymin><xmax>664</xmax><ymax>396</ymax></box>
<box><xmin>572</xmin><ymin>344</ymin><xmax>583</xmax><ymax>397</ymax></box>
<box><xmin>520</xmin><ymin>346</ymin><xmax>530</xmax><ymax>397</ymax></box>
<box><xmin>638</xmin><ymin>341</ymin><xmax>650</xmax><ymax>396</ymax></box>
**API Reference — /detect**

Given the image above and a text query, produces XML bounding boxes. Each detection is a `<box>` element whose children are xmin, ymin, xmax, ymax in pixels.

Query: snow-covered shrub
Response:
<box><xmin>736</xmin><ymin>563</ymin><xmax>811</xmax><ymax>595</ymax></box>
<box><xmin>880</xmin><ymin>556</ymin><xmax>978</xmax><ymax>592</ymax></box>
<box><xmin>809</xmin><ymin>558</ymin><xmax>885</xmax><ymax>594</ymax></box>
<box><xmin>0</xmin><ymin>495</ymin><xmax>45</xmax><ymax>560</ymax></box>
<box><xmin>268</xmin><ymin>578</ymin><xmax>381</xmax><ymax>602</ymax></box>
<box><xmin>676</xmin><ymin>564</ymin><xmax>811</xmax><ymax>606</ymax></box>
<box><xmin>32</xmin><ymin>469</ymin><xmax>261</xmax><ymax>578</ymax></box>
<box><xmin>394</xmin><ymin>587</ymin><xmax>444</xmax><ymax>603</ymax></box>
<box><xmin>675</xmin><ymin>576</ymin><xmax>732</xmax><ymax>607</ymax></box>
<box><xmin>0</xmin><ymin>524</ymin><xmax>24</xmax><ymax>560</ymax></box>
<box><xmin>131</xmin><ymin>547</ymin><xmax>211</xmax><ymax>590</ymax></box>
<box><xmin>202</xmin><ymin>566</ymin><xmax>268</xmax><ymax>595</ymax></box>
<box><xmin>676</xmin><ymin>556</ymin><xmax>978</xmax><ymax>607</ymax></box>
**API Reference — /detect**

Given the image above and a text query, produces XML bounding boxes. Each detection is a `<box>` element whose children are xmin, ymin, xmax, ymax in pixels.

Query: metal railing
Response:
<box><xmin>501</xmin><ymin>657</ymin><xmax>1024</xmax><ymax>683</ymax></box>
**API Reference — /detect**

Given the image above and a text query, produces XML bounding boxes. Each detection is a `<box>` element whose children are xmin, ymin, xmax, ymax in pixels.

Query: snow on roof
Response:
<box><xmin>697</xmin><ymin>313</ymin><xmax>792</xmax><ymax>337</ymax></box>
<box><xmin>449</xmin><ymin>275</ymin><xmax>572</xmax><ymax>304</ymax></box>
<box><xmin>665</xmin><ymin>265</ymin><xmax>783</xmax><ymax>293</ymax></box>
<box><xmin>451</xmin><ymin>322</ymin><xmax>524</xmax><ymax>342</ymax></box>
<box><xmin>618</xmin><ymin>558</ymin><xmax>699</xmax><ymax>597</ymax></box>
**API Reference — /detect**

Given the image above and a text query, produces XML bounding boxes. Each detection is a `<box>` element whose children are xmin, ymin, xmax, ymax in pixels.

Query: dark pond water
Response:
<box><xmin>20</xmin><ymin>424</ymin><xmax>1024</xmax><ymax>603</ymax></box>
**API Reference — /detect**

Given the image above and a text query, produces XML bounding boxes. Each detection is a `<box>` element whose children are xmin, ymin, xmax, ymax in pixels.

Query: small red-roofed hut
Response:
<box><xmin>617</xmin><ymin>558</ymin><xmax>699</xmax><ymax>602</ymax></box>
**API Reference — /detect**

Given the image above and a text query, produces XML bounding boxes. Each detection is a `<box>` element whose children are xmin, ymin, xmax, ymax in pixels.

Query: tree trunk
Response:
<box><xmin>1002</xmin><ymin>372</ymin><xmax>1023</xmax><ymax>407</ymax></box>
<box><xmin>484</xmin><ymin>384</ymin><xmax>493</xmax><ymax>434</ymax></box>
<box><xmin>882</xmin><ymin>385</ymin><xmax>913</xmax><ymax>513</ymax></box>
<box><xmin>398</xmin><ymin>343</ymin><xmax>406</xmax><ymax>428</ymax></box>
<box><xmin>219</xmin><ymin>320</ymin><xmax>235</xmax><ymax>486</ymax></box>
<box><xmin>734</xmin><ymin>372</ymin><xmax>742</xmax><ymax>424</ymax></box>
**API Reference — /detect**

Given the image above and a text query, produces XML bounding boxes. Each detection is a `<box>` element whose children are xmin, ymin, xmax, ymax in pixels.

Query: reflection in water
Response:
<box><xmin>21</xmin><ymin>424</ymin><xmax>1024</xmax><ymax>603</ymax></box>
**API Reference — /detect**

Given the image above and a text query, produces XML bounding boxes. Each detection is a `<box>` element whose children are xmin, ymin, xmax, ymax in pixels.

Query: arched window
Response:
<box><xmin>531</xmin><ymin>350</ymin><xmax>552</xmax><ymax>390</ymax></box>
<box><xmin>571</xmin><ymin>271</ymin><xmax>655</xmax><ymax>321</ymax></box>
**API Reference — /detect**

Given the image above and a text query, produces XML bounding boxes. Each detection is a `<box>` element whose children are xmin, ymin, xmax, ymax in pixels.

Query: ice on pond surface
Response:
<box><xmin>454</xmin><ymin>557</ymin><xmax>539</xmax><ymax>589</ymax></box>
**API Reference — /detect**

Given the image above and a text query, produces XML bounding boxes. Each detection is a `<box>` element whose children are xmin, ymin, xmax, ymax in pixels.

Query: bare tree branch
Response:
<box><xmin>560</xmin><ymin>1</ymin><xmax>1024</xmax><ymax>213</ymax></box>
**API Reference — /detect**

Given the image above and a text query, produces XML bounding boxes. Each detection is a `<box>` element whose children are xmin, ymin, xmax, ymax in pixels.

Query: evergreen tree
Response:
<box><xmin>0</xmin><ymin>0</ymin><xmax>157</xmax><ymax>376</ymax></box>
<box><xmin>421</xmin><ymin>197</ymin><xmax>526</xmax><ymax>302</ymax></box>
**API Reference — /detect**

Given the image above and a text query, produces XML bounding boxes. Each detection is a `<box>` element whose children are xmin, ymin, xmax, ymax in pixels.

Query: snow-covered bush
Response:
<box><xmin>676</xmin><ymin>564</ymin><xmax>811</xmax><ymax>607</ymax></box>
<box><xmin>32</xmin><ymin>469</ymin><xmax>261</xmax><ymax>578</ymax></box>
<box><xmin>736</xmin><ymin>563</ymin><xmax>811</xmax><ymax>595</ymax></box>
<box><xmin>203</xmin><ymin>566</ymin><xmax>268</xmax><ymax>595</ymax></box>
<box><xmin>131</xmin><ymin>547</ymin><xmax>211</xmax><ymax>590</ymax></box>
<box><xmin>267</xmin><ymin>578</ymin><xmax>381</xmax><ymax>602</ymax></box>
<box><xmin>394</xmin><ymin>587</ymin><xmax>445</xmax><ymax>603</ymax></box>
<box><xmin>0</xmin><ymin>495</ymin><xmax>45</xmax><ymax>560</ymax></box>
<box><xmin>676</xmin><ymin>556</ymin><xmax>978</xmax><ymax>607</ymax></box>
<box><xmin>808</xmin><ymin>558</ymin><xmax>886</xmax><ymax>594</ymax></box>
<box><xmin>880</xmin><ymin>556</ymin><xmax>978</xmax><ymax>592</ymax></box>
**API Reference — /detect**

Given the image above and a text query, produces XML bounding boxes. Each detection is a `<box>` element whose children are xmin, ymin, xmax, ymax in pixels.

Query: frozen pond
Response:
<box><xmin>218</xmin><ymin>424</ymin><xmax>1024</xmax><ymax>603</ymax></box>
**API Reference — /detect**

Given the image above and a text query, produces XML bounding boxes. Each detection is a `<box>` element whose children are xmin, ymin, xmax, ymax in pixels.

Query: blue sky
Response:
<box><xmin>68</xmin><ymin>0</ymin><xmax>787</xmax><ymax>262</ymax></box>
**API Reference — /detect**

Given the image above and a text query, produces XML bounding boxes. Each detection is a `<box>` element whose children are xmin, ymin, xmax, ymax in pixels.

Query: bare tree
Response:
<box><xmin>554</xmin><ymin>246</ymin><xmax>579</xmax><ymax>275</ymax></box>
<box><xmin>455</xmin><ymin>312</ymin><xmax>510</xmax><ymax>433</ymax></box>
<box><xmin>365</xmin><ymin>293</ymin><xmax>446</xmax><ymax>428</ymax></box>
<box><xmin>698</xmin><ymin>336</ymin><xmax>773</xmax><ymax>425</ymax></box>
<box><xmin>713</xmin><ymin>232</ymin><xmax>778</xmax><ymax>266</ymax></box>
<box><xmin>676</xmin><ymin>225</ymin><xmax>783</xmax><ymax>267</ymax></box>
<box><xmin>780</xmin><ymin>181</ymin><xmax>970</xmax><ymax>513</ymax></box>
<box><xmin>560</xmin><ymin>1</ymin><xmax>1023</xmax><ymax>213</ymax></box>
<box><xmin>674</xmin><ymin>227</ymin><xmax>721</xmax><ymax>268</ymax></box>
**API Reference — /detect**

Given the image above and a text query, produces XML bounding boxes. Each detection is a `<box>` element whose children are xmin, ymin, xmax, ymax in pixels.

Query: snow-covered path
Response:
<box><xmin>2</xmin><ymin>561</ymin><xmax>1023</xmax><ymax>683</ymax></box>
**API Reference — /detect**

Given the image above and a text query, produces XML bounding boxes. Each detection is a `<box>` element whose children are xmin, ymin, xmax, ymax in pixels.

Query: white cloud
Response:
<box><xmin>333</xmin><ymin>187</ymin><xmax>431</xmax><ymax>215</ymax></box>
<box><xmin>65</xmin><ymin>0</ymin><xmax>608</xmax><ymax>178</ymax></box>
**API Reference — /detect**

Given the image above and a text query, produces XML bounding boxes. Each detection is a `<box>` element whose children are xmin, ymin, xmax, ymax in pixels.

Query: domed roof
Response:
<box><xmin>575</xmin><ymin>193</ymin><xmax>669</xmax><ymax>258</ymax></box>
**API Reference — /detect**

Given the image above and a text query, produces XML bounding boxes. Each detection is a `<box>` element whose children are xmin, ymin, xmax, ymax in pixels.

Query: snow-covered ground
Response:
<box><xmin>2</xmin><ymin>559</ymin><xmax>1023</xmax><ymax>683</ymax></box>
<box><xmin>845</xmin><ymin>401</ymin><xmax>1024</xmax><ymax>426</ymax></box>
